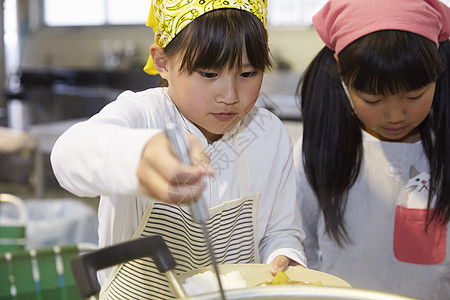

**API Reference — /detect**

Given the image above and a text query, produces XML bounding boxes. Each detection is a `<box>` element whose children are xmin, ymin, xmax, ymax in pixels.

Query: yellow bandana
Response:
<box><xmin>144</xmin><ymin>0</ymin><xmax>268</xmax><ymax>75</ymax></box>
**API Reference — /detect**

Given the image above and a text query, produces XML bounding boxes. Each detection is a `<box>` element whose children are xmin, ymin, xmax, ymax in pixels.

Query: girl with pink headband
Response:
<box><xmin>294</xmin><ymin>0</ymin><xmax>450</xmax><ymax>299</ymax></box>
<box><xmin>52</xmin><ymin>0</ymin><xmax>307</xmax><ymax>298</ymax></box>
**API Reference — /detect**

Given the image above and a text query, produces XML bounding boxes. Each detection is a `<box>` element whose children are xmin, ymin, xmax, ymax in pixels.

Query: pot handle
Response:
<box><xmin>71</xmin><ymin>235</ymin><xmax>179</xmax><ymax>298</ymax></box>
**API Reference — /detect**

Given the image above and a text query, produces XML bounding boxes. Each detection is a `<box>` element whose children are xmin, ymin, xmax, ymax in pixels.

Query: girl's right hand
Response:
<box><xmin>137</xmin><ymin>133</ymin><xmax>214</xmax><ymax>204</ymax></box>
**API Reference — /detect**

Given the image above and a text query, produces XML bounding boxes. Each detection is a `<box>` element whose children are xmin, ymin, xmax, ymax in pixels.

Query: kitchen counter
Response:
<box><xmin>19</xmin><ymin>68</ymin><xmax>160</xmax><ymax>91</ymax></box>
<box><xmin>6</xmin><ymin>68</ymin><xmax>161</xmax><ymax>128</ymax></box>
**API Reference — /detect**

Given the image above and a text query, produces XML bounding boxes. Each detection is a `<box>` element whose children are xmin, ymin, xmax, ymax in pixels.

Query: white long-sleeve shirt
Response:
<box><xmin>51</xmin><ymin>87</ymin><xmax>306</xmax><ymax>282</ymax></box>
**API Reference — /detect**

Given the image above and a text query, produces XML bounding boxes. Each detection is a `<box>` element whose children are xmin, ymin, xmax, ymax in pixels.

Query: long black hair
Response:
<box><xmin>158</xmin><ymin>8</ymin><xmax>271</xmax><ymax>87</ymax></box>
<box><xmin>297</xmin><ymin>30</ymin><xmax>450</xmax><ymax>245</ymax></box>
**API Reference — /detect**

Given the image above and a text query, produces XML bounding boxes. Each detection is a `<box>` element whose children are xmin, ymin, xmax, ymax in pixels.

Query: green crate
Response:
<box><xmin>0</xmin><ymin>245</ymin><xmax>87</xmax><ymax>300</ymax></box>
<box><xmin>0</xmin><ymin>226</ymin><xmax>26</xmax><ymax>253</ymax></box>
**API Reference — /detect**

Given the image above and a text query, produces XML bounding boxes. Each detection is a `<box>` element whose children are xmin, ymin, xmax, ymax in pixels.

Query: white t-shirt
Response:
<box><xmin>51</xmin><ymin>87</ymin><xmax>306</xmax><ymax>283</ymax></box>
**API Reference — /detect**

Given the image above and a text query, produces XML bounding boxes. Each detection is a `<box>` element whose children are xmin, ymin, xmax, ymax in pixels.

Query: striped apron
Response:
<box><xmin>99</xmin><ymin>136</ymin><xmax>260</xmax><ymax>299</ymax></box>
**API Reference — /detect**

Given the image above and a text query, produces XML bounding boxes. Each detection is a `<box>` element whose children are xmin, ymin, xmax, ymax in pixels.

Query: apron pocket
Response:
<box><xmin>393</xmin><ymin>205</ymin><xmax>446</xmax><ymax>265</ymax></box>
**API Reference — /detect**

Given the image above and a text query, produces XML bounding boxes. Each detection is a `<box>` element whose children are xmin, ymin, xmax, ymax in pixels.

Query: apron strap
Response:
<box><xmin>235</xmin><ymin>130</ymin><xmax>252</xmax><ymax>197</ymax></box>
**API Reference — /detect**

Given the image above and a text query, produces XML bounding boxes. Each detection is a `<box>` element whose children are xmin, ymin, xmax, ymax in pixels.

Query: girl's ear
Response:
<box><xmin>150</xmin><ymin>44</ymin><xmax>169</xmax><ymax>78</ymax></box>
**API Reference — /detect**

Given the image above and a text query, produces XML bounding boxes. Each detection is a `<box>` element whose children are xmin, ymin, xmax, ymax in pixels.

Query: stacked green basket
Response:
<box><xmin>0</xmin><ymin>245</ymin><xmax>83</xmax><ymax>300</ymax></box>
<box><xmin>0</xmin><ymin>194</ymin><xmax>26</xmax><ymax>253</ymax></box>
<box><xmin>0</xmin><ymin>194</ymin><xmax>88</xmax><ymax>299</ymax></box>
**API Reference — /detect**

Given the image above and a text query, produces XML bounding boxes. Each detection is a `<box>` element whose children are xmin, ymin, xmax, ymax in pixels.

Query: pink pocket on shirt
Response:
<box><xmin>394</xmin><ymin>205</ymin><xmax>446</xmax><ymax>265</ymax></box>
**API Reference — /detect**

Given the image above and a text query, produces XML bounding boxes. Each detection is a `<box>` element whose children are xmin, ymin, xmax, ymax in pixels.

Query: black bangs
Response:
<box><xmin>339</xmin><ymin>31</ymin><xmax>441</xmax><ymax>95</ymax></box>
<box><xmin>165</xmin><ymin>9</ymin><xmax>271</xmax><ymax>73</ymax></box>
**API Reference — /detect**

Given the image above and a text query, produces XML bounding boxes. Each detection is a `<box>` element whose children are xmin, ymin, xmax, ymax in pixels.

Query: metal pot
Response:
<box><xmin>182</xmin><ymin>286</ymin><xmax>418</xmax><ymax>300</ymax></box>
<box><xmin>71</xmin><ymin>236</ymin><xmax>417</xmax><ymax>300</ymax></box>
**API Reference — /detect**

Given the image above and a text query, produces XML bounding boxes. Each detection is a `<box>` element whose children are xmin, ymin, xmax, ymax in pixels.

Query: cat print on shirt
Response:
<box><xmin>405</xmin><ymin>165</ymin><xmax>436</xmax><ymax>209</ymax></box>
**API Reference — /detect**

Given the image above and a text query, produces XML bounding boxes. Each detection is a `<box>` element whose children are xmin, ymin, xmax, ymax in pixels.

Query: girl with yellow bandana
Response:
<box><xmin>51</xmin><ymin>0</ymin><xmax>307</xmax><ymax>298</ymax></box>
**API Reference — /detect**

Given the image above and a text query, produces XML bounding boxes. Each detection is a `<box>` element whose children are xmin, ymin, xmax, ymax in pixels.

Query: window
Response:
<box><xmin>4</xmin><ymin>0</ymin><xmax>20</xmax><ymax>74</ymax></box>
<box><xmin>43</xmin><ymin>0</ymin><xmax>327</xmax><ymax>27</ymax></box>
<box><xmin>268</xmin><ymin>0</ymin><xmax>328</xmax><ymax>27</ymax></box>
<box><xmin>43</xmin><ymin>0</ymin><xmax>149</xmax><ymax>26</ymax></box>
<box><xmin>269</xmin><ymin>0</ymin><xmax>450</xmax><ymax>27</ymax></box>
<box><xmin>43</xmin><ymin>0</ymin><xmax>450</xmax><ymax>27</ymax></box>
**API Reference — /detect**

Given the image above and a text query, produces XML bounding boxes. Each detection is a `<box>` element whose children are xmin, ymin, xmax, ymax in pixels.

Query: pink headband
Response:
<box><xmin>313</xmin><ymin>0</ymin><xmax>450</xmax><ymax>54</ymax></box>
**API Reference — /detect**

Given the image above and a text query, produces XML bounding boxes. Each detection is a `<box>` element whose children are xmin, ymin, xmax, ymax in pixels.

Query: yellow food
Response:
<box><xmin>257</xmin><ymin>271</ymin><xmax>324</xmax><ymax>286</ymax></box>
<box><xmin>271</xmin><ymin>271</ymin><xmax>291</xmax><ymax>285</ymax></box>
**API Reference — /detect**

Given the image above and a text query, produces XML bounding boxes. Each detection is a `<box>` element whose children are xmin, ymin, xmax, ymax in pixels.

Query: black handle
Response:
<box><xmin>71</xmin><ymin>235</ymin><xmax>177</xmax><ymax>298</ymax></box>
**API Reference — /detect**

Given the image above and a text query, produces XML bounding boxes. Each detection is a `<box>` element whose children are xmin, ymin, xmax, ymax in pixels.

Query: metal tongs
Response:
<box><xmin>165</xmin><ymin>120</ymin><xmax>226</xmax><ymax>300</ymax></box>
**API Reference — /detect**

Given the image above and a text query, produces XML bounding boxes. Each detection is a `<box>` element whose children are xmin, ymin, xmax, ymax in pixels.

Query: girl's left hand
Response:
<box><xmin>270</xmin><ymin>255</ymin><xmax>306</xmax><ymax>276</ymax></box>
